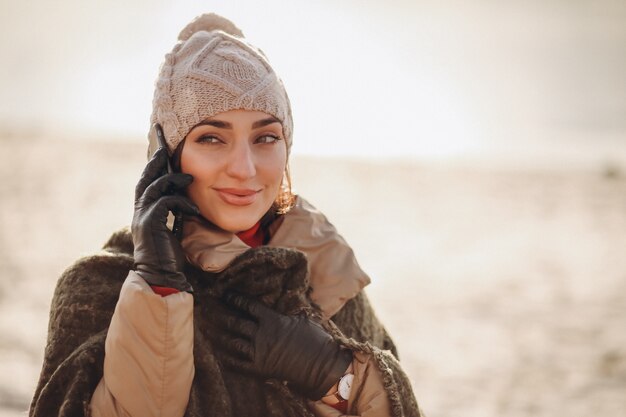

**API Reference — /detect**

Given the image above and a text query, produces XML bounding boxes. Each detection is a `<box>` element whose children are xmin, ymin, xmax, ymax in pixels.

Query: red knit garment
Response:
<box><xmin>234</xmin><ymin>221</ymin><xmax>264</xmax><ymax>248</ymax></box>
<box><xmin>149</xmin><ymin>285</ymin><xmax>180</xmax><ymax>297</ymax></box>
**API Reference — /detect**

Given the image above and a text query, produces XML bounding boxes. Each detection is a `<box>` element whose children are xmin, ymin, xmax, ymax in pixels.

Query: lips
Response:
<box><xmin>214</xmin><ymin>188</ymin><xmax>260</xmax><ymax>206</ymax></box>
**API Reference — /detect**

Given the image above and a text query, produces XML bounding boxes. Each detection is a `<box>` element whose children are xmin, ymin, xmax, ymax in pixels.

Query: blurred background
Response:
<box><xmin>1</xmin><ymin>0</ymin><xmax>625</xmax><ymax>416</ymax></box>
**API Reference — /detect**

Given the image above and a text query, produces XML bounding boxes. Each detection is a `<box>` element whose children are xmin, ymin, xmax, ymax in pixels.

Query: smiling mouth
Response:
<box><xmin>214</xmin><ymin>188</ymin><xmax>260</xmax><ymax>206</ymax></box>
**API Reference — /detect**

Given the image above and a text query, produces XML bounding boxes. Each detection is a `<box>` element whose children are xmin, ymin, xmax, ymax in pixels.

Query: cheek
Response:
<box><xmin>180</xmin><ymin>148</ymin><xmax>217</xmax><ymax>200</ymax></box>
<box><xmin>261</xmin><ymin>146</ymin><xmax>288</xmax><ymax>187</ymax></box>
<box><xmin>180</xmin><ymin>144</ymin><xmax>218</xmax><ymax>179</ymax></box>
<box><xmin>265</xmin><ymin>163</ymin><xmax>285</xmax><ymax>186</ymax></box>
<box><xmin>181</xmin><ymin>146</ymin><xmax>200</xmax><ymax>175</ymax></box>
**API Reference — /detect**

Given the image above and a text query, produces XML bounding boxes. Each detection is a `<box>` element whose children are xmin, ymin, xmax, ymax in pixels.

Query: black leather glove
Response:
<box><xmin>211</xmin><ymin>292</ymin><xmax>353</xmax><ymax>400</ymax></box>
<box><xmin>131</xmin><ymin>146</ymin><xmax>199</xmax><ymax>292</ymax></box>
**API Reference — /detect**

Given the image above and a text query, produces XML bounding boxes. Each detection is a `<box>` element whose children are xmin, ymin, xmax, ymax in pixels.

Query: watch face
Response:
<box><xmin>338</xmin><ymin>373</ymin><xmax>354</xmax><ymax>400</ymax></box>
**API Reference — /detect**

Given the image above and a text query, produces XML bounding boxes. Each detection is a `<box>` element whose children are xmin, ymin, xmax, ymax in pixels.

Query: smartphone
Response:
<box><xmin>150</xmin><ymin>123</ymin><xmax>184</xmax><ymax>240</ymax></box>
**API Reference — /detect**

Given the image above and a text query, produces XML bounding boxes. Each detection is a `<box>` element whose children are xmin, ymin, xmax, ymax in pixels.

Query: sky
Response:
<box><xmin>1</xmin><ymin>0</ymin><xmax>625</xmax><ymax>164</ymax></box>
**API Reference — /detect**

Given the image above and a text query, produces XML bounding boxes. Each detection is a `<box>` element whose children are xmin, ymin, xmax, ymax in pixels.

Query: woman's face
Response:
<box><xmin>180</xmin><ymin>109</ymin><xmax>288</xmax><ymax>233</ymax></box>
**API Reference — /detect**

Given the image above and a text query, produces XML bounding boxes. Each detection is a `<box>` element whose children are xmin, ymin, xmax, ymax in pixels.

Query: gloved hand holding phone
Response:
<box><xmin>131</xmin><ymin>127</ymin><xmax>199</xmax><ymax>293</ymax></box>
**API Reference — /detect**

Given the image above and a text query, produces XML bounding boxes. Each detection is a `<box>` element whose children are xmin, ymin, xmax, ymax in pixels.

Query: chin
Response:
<box><xmin>205</xmin><ymin>209</ymin><xmax>265</xmax><ymax>233</ymax></box>
<box><xmin>220</xmin><ymin>221</ymin><xmax>257</xmax><ymax>234</ymax></box>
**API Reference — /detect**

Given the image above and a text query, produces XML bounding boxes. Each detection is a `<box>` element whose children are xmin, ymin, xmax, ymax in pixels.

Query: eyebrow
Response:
<box><xmin>197</xmin><ymin>116</ymin><xmax>280</xmax><ymax>129</ymax></box>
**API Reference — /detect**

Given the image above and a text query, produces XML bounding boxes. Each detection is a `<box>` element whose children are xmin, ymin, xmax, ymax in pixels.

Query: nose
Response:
<box><xmin>225</xmin><ymin>141</ymin><xmax>256</xmax><ymax>180</ymax></box>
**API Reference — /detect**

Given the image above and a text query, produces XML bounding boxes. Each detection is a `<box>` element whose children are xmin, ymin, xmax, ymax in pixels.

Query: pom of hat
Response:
<box><xmin>178</xmin><ymin>13</ymin><xmax>244</xmax><ymax>41</ymax></box>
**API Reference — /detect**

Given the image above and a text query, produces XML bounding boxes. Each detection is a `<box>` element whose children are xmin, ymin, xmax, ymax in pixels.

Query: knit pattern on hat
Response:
<box><xmin>149</xmin><ymin>14</ymin><xmax>293</xmax><ymax>157</ymax></box>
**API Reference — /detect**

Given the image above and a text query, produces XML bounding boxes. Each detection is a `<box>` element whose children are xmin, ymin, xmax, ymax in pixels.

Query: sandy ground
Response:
<box><xmin>1</xmin><ymin>136</ymin><xmax>625</xmax><ymax>416</ymax></box>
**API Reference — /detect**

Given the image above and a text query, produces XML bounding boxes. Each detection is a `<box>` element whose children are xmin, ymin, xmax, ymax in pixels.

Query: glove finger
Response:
<box><xmin>223</xmin><ymin>292</ymin><xmax>272</xmax><ymax>320</ymax></box>
<box><xmin>210</xmin><ymin>331</ymin><xmax>254</xmax><ymax>361</ymax></box>
<box><xmin>135</xmin><ymin>147</ymin><xmax>169</xmax><ymax>201</ymax></box>
<box><xmin>152</xmin><ymin>195</ymin><xmax>200</xmax><ymax>219</ymax></box>
<box><xmin>210</xmin><ymin>306</ymin><xmax>258</xmax><ymax>339</ymax></box>
<box><xmin>140</xmin><ymin>173</ymin><xmax>194</xmax><ymax>206</ymax></box>
<box><xmin>215</xmin><ymin>350</ymin><xmax>256</xmax><ymax>374</ymax></box>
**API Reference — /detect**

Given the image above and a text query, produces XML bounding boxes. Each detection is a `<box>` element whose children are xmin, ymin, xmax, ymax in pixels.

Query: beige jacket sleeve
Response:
<box><xmin>90</xmin><ymin>271</ymin><xmax>194</xmax><ymax>417</ymax></box>
<box><xmin>309</xmin><ymin>351</ymin><xmax>391</xmax><ymax>417</ymax></box>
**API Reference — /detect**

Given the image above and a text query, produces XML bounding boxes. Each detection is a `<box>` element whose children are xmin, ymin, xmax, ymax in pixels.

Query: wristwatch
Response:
<box><xmin>338</xmin><ymin>373</ymin><xmax>354</xmax><ymax>401</ymax></box>
<box><xmin>328</xmin><ymin>372</ymin><xmax>354</xmax><ymax>402</ymax></box>
<box><xmin>322</xmin><ymin>372</ymin><xmax>354</xmax><ymax>413</ymax></box>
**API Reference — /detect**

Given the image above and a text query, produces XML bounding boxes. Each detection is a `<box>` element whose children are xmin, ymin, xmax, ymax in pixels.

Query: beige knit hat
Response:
<box><xmin>148</xmin><ymin>13</ymin><xmax>293</xmax><ymax>158</ymax></box>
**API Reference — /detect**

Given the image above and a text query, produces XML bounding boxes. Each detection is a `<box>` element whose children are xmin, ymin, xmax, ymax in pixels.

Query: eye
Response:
<box><xmin>195</xmin><ymin>135</ymin><xmax>223</xmax><ymax>144</ymax></box>
<box><xmin>255</xmin><ymin>134</ymin><xmax>282</xmax><ymax>144</ymax></box>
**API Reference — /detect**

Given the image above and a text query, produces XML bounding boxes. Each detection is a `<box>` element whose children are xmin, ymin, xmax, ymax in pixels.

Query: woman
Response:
<box><xmin>30</xmin><ymin>13</ymin><xmax>423</xmax><ymax>417</ymax></box>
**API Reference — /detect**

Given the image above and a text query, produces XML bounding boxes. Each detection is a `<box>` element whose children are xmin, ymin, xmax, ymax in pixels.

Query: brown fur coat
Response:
<box><xmin>30</xmin><ymin>228</ymin><xmax>423</xmax><ymax>417</ymax></box>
